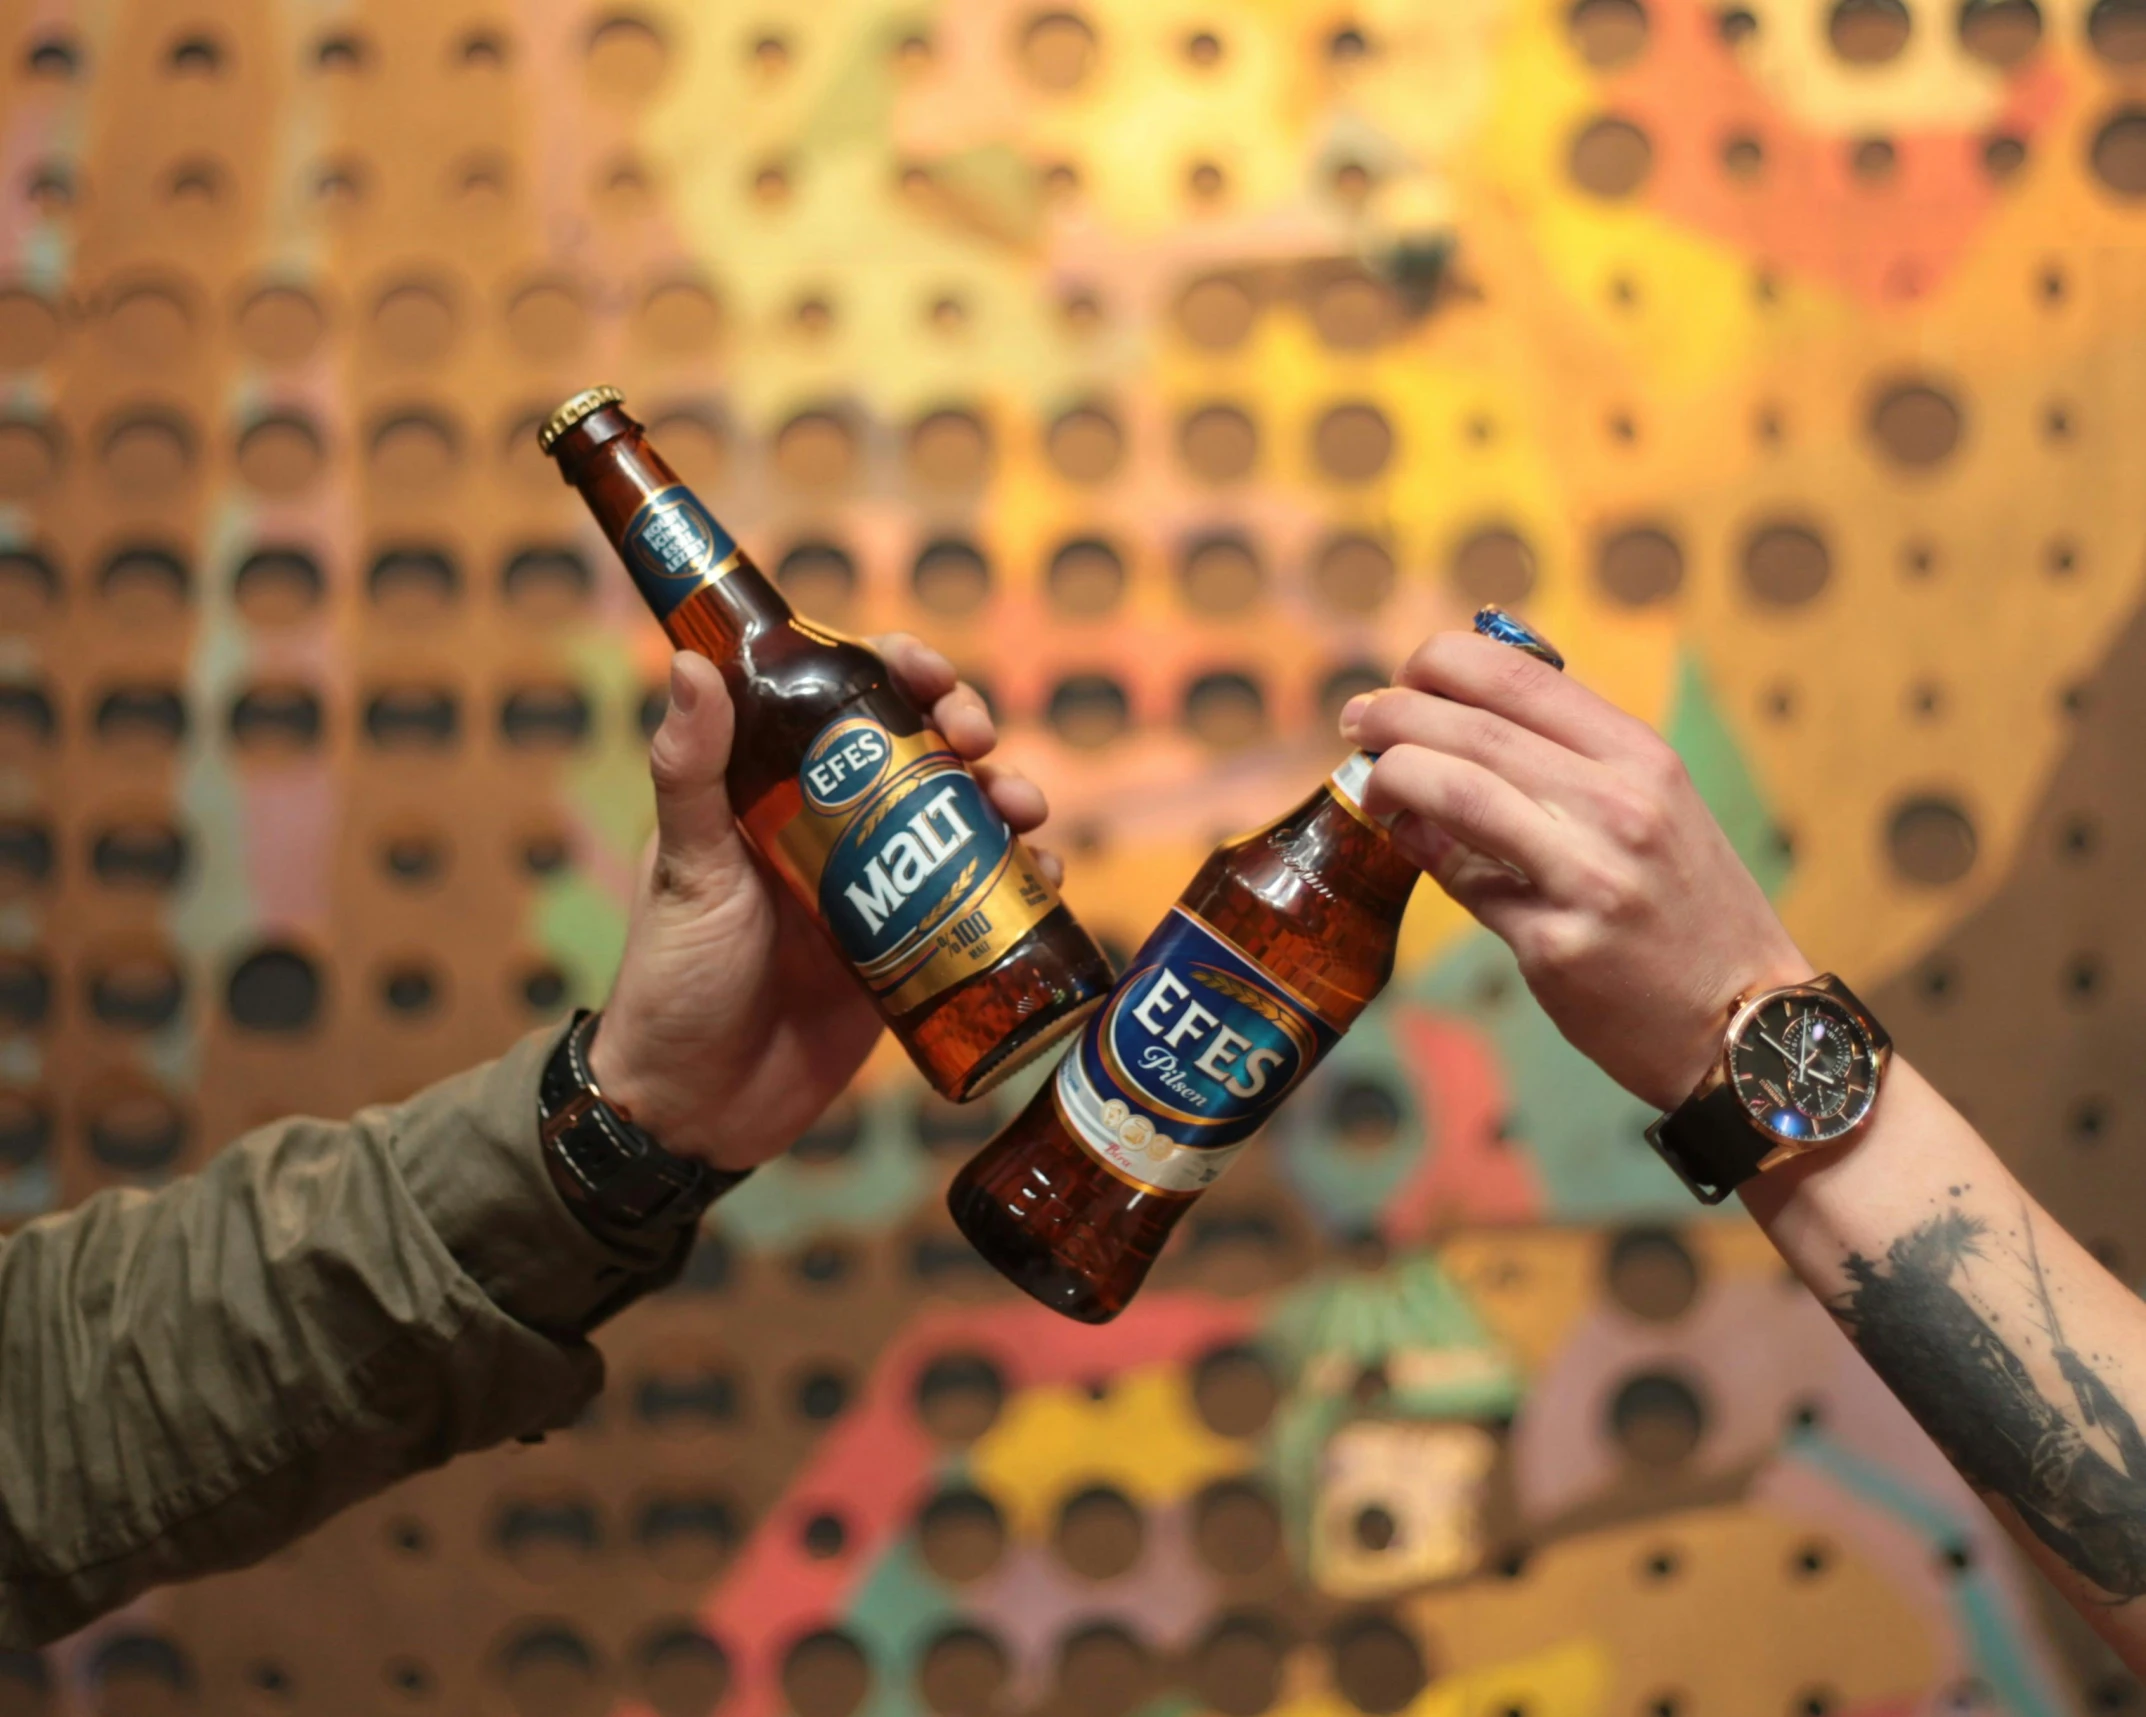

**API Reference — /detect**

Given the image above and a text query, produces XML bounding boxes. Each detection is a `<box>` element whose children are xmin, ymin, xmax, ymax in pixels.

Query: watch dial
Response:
<box><xmin>1727</xmin><ymin>991</ymin><xmax>1880</xmax><ymax>1146</ymax></box>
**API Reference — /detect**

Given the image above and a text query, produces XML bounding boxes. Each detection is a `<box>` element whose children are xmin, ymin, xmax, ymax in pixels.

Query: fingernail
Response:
<box><xmin>668</xmin><ymin>653</ymin><xmax>700</xmax><ymax>714</ymax></box>
<box><xmin>1339</xmin><ymin>694</ymin><xmax>1371</xmax><ymax>736</ymax></box>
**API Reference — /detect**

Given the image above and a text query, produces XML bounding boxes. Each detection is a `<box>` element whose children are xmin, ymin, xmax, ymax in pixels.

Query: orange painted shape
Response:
<box><xmin>1616</xmin><ymin>0</ymin><xmax>2069</xmax><ymax>307</ymax></box>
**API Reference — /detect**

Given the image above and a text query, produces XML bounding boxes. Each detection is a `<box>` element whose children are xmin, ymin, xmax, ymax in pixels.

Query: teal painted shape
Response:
<box><xmin>713</xmin><ymin>1087</ymin><xmax>934</xmax><ymax>1250</ymax></box>
<box><xmin>840</xmin><ymin>1534</ymin><xmax>953</xmax><ymax>1717</ymax></box>
<box><xmin>1411</xmin><ymin>936</ymin><xmax>1671</xmax><ymax>1218</ymax></box>
<box><xmin>0</xmin><ymin>1164</ymin><xmax>55</xmax><ymax>1221</ymax></box>
<box><xmin>1403</xmin><ymin>649</ymin><xmax>1794</xmax><ymax>1219</ymax></box>
<box><xmin>1270</xmin><ymin>1022</ymin><xmax>1430</xmax><ymax>1236</ymax></box>
<box><xmin>1787</xmin><ymin>1429</ymin><xmax>2068</xmax><ymax>1717</ymax></box>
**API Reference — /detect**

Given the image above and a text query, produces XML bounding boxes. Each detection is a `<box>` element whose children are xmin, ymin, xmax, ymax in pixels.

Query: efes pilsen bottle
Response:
<box><xmin>948</xmin><ymin>606</ymin><xmax>1567</xmax><ymax>1321</ymax></box>
<box><xmin>541</xmin><ymin>386</ymin><xmax>1113</xmax><ymax>1101</ymax></box>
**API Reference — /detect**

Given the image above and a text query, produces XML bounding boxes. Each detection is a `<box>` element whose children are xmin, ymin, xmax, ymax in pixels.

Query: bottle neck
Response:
<box><xmin>552</xmin><ymin>406</ymin><xmax>793</xmax><ymax>650</ymax></box>
<box><xmin>1303</xmin><ymin>776</ymin><xmax>1421</xmax><ymax>918</ymax></box>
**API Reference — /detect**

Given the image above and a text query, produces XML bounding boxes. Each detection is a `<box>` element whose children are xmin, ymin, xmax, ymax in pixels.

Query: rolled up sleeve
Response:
<box><xmin>0</xmin><ymin>1023</ymin><xmax>689</xmax><ymax>1647</ymax></box>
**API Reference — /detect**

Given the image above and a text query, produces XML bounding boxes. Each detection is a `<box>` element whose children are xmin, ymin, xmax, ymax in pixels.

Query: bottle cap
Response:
<box><xmin>537</xmin><ymin>385</ymin><xmax>625</xmax><ymax>455</ymax></box>
<box><xmin>1472</xmin><ymin>604</ymin><xmax>1565</xmax><ymax>671</ymax></box>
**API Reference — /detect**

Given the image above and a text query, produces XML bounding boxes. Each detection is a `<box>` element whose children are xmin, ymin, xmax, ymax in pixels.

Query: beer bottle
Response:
<box><xmin>540</xmin><ymin>387</ymin><xmax>1114</xmax><ymax>1101</ymax></box>
<box><xmin>947</xmin><ymin>607</ymin><xmax>1565</xmax><ymax>1321</ymax></box>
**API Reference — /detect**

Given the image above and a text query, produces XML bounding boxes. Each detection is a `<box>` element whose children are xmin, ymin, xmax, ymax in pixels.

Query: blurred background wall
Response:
<box><xmin>8</xmin><ymin>0</ymin><xmax>2146</xmax><ymax>1710</ymax></box>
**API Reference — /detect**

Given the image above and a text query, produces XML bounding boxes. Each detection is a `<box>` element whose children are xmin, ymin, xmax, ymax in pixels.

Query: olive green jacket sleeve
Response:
<box><xmin>0</xmin><ymin>1023</ymin><xmax>689</xmax><ymax>1648</ymax></box>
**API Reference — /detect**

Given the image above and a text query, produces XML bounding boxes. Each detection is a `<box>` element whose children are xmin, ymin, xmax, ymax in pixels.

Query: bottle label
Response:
<box><xmin>1325</xmin><ymin>749</ymin><xmax>1396</xmax><ymax>830</ymax></box>
<box><xmin>756</xmin><ymin>713</ymin><xmax>1062</xmax><ymax>1013</ymax></box>
<box><xmin>1055</xmin><ymin>907</ymin><xmax>1342</xmax><ymax>1197</ymax></box>
<box><xmin>620</xmin><ymin>485</ymin><xmax>742</xmax><ymax>617</ymax></box>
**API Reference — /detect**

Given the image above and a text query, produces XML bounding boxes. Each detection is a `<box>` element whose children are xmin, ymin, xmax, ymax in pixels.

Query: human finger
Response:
<box><xmin>1342</xmin><ymin>686</ymin><xmax>1594</xmax><ymax>802</ymax></box>
<box><xmin>1393</xmin><ymin>631</ymin><xmax>1656</xmax><ymax>763</ymax></box>
<box><xmin>646</xmin><ymin>653</ymin><xmax>754</xmax><ymax>899</ymax></box>
<box><xmin>973</xmin><ymin>760</ymin><xmax>1048</xmax><ymax>833</ymax></box>
<box><xmin>928</xmin><ymin>681</ymin><xmax>996</xmax><ymax>759</ymax></box>
<box><xmin>1365</xmin><ymin>745</ymin><xmax>1583</xmax><ymax>894</ymax></box>
<box><xmin>874</xmin><ymin>632</ymin><xmax>960</xmax><ymax>707</ymax></box>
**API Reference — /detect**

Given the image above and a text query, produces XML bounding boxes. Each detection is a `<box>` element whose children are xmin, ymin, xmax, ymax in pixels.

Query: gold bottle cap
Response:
<box><xmin>537</xmin><ymin>385</ymin><xmax>625</xmax><ymax>455</ymax></box>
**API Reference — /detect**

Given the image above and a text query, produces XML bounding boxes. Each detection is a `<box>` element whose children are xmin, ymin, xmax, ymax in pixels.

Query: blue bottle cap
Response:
<box><xmin>1472</xmin><ymin>605</ymin><xmax>1566</xmax><ymax>672</ymax></box>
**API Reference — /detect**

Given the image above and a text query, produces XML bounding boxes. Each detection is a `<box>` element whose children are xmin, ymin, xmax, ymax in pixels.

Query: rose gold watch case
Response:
<box><xmin>1709</xmin><ymin>976</ymin><xmax>1893</xmax><ymax>1173</ymax></box>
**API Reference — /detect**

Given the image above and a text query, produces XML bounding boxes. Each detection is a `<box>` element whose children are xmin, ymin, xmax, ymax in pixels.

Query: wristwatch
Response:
<box><xmin>1645</xmin><ymin>975</ymin><xmax>1892</xmax><ymax>1204</ymax></box>
<box><xmin>538</xmin><ymin>1009</ymin><xmax>749</xmax><ymax>1242</ymax></box>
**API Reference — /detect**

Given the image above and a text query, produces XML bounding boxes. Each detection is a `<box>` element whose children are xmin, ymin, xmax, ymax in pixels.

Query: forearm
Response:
<box><xmin>1744</xmin><ymin>1057</ymin><xmax>2146</xmax><ymax>1668</ymax></box>
<box><xmin>0</xmin><ymin>1026</ymin><xmax>684</xmax><ymax>1646</ymax></box>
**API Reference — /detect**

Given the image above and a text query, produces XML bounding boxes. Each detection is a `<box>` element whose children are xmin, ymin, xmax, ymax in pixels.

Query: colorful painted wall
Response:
<box><xmin>7</xmin><ymin>0</ymin><xmax>2146</xmax><ymax>1711</ymax></box>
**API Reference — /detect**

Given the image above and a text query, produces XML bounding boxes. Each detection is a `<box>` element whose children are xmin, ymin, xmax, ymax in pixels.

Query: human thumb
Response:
<box><xmin>648</xmin><ymin>652</ymin><xmax>748</xmax><ymax>895</ymax></box>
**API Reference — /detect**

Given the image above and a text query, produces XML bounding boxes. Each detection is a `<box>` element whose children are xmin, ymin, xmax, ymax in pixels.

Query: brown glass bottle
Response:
<box><xmin>541</xmin><ymin>387</ymin><xmax>1112</xmax><ymax>1101</ymax></box>
<box><xmin>948</xmin><ymin>605</ymin><xmax>1566</xmax><ymax>1321</ymax></box>
<box><xmin>947</xmin><ymin>755</ymin><xmax>1417</xmax><ymax>1321</ymax></box>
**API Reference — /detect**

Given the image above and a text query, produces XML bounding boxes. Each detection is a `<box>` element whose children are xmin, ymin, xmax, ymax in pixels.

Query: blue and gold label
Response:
<box><xmin>1055</xmin><ymin>907</ymin><xmax>1342</xmax><ymax>1195</ymax></box>
<box><xmin>620</xmin><ymin>484</ymin><xmax>741</xmax><ymax>617</ymax></box>
<box><xmin>751</xmin><ymin>712</ymin><xmax>1061</xmax><ymax>1014</ymax></box>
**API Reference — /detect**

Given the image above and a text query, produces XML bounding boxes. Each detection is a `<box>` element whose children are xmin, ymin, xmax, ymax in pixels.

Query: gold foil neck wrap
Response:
<box><xmin>537</xmin><ymin>385</ymin><xmax>625</xmax><ymax>455</ymax></box>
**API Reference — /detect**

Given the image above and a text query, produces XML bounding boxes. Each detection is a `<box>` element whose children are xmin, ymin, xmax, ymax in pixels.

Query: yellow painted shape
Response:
<box><xmin>1437</xmin><ymin>1222</ymin><xmax>1793</xmax><ymax>1372</ymax></box>
<box><xmin>1736</xmin><ymin>0</ymin><xmax>2025</xmax><ymax>134</ymax></box>
<box><xmin>1268</xmin><ymin>1639</ymin><xmax>1610</xmax><ymax>1717</ymax></box>
<box><xmin>1405</xmin><ymin>1503</ymin><xmax>1938</xmax><ymax>1707</ymax></box>
<box><xmin>967</xmin><ymin>1363</ymin><xmax>1256</xmax><ymax>1539</ymax></box>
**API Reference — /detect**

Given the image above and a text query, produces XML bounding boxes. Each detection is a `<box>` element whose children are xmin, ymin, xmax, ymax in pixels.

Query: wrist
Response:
<box><xmin>586</xmin><ymin>1013</ymin><xmax>704</xmax><ymax>1158</ymax></box>
<box><xmin>1646</xmin><ymin>950</ymin><xmax>1821</xmax><ymax>1112</ymax></box>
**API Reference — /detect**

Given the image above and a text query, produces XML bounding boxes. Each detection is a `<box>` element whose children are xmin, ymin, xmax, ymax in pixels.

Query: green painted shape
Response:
<box><xmin>1262</xmin><ymin>1250</ymin><xmax>1525</xmax><ymax>1561</ymax></box>
<box><xmin>532</xmin><ymin>875</ymin><xmax>628</xmax><ymax>1014</ymax></box>
<box><xmin>1405</xmin><ymin>649</ymin><xmax>1794</xmax><ymax>1218</ymax></box>
<box><xmin>1664</xmin><ymin>650</ymin><xmax>1792</xmax><ymax>899</ymax></box>
<box><xmin>532</xmin><ymin>627</ymin><xmax>656</xmax><ymax>1012</ymax></box>
<box><xmin>1266</xmin><ymin>1250</ymin><xmax>1523</xmax><ymax>1414</ymax></box>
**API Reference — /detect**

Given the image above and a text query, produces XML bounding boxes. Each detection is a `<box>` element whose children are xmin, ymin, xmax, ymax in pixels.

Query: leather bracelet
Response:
<box><xmin>537</xmin><ymin>1009</ymin><xmax>750</xmax><ymax>1242</ymax></box>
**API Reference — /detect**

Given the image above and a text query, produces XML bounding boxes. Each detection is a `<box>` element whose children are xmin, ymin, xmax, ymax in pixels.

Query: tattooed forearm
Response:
<box><xmin>1834</xmin><ymin>1205</ymin><xmax>2146</xmax><ymax>1600</ymax></box>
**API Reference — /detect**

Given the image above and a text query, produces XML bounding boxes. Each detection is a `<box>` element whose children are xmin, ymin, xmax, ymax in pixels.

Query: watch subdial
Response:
<box><xmin>1781</xmin><ymin>1011</ymin><xmax>1854</xmax><ymax>1121</ymax></box>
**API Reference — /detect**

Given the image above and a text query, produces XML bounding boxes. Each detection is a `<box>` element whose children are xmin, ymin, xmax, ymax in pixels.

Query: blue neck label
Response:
<box><xmin>1056</xmin><ymin>907</ymin><xmax>1341</xmax><ymax>1196</ymax></box>
<box><xmin>620</xmin><ymin>484</ymin><xmax>740</xmax><ymax>617</ymax></box>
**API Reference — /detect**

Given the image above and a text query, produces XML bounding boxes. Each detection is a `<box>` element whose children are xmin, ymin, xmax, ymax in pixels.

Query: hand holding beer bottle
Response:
<box><xmin>948</xmin><ymin>608</ymin><xmax>1566</xmax><ymax>1323</ymax></box>
<box><xmin>542</xmin><ymin>389</ymin><xmax>1113</xmax><ymax>1107</ymax></box>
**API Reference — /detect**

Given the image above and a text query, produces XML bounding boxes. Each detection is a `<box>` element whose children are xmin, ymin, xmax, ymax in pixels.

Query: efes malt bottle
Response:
<box><xmin>947</xmin><ymin>606</ymin><xmax>1566</xmax><ymax>1320</ymax></box>
<box><xmin>541</xmin><ymin>387</ymin><xmax>1113</xmax><ymax>1101</ymax></box>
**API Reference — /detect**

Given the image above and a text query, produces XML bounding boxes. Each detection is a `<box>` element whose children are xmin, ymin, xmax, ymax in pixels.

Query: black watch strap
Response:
<box><xmin>538</xmin><ymin>1010</ymin><xmax>749</xmax><ymax>1241</ymax></box>
<box><xmin>1647</xmin><ymin>1083</ymin><xmax>1777</xmax><ymax>1205</ymax></box>
<box><xmin>1644</xmin><ymin>975</ymin><xmax>1891</xmax><ymax>1206</ymax></box>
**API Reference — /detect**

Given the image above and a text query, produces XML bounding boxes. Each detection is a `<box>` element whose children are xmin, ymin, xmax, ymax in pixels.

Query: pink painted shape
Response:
<box><xmin>701</xmin><ymin>1293</ymin><xmax>1262</xmax><ymax>1717</ymax></box>
<box><xmin>1511</xmin><ymin>1274</ymin><xmax>1847</xmax><ymax>1522</ymax></box>
<box><xmin>1383</xmin><ymin>1007</ymin><xmax>1543</xmax><ymax>1239</ymax></box>
<box><xmin>1624</xmin><ymin>0</ymin><xmax>2069</xmax><ymax>307</ymax></box>
<box><xmin>964</xmin><ymin>1503</ymin><xmax>1216</xmax><ymax>1701</ymax></box>
<box><xmin>242</xmin><ymin>766</ymin><xmax>338</xmax><ymax>929</ymax></box>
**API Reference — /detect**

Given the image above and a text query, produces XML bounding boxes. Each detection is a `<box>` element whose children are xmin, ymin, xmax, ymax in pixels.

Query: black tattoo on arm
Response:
<box><xmin>1835</xmin><ymin>1207</ymin><xmax>2146</xmax><ymax>1600</ymax></box>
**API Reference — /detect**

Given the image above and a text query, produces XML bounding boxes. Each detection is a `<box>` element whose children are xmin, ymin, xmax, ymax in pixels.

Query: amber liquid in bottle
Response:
<box><xmin>947</xmin><ymin>771</ymin><xmax>1417</xmax><ymax>1321</ymax></box>
<box><xmin>548</xmin><ymin>397</ymin><xmax>1113</xmax><ymax>1101</ymax></box>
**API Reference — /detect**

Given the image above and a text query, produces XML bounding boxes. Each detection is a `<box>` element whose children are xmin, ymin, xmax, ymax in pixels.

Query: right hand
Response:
<box><xmin>1341</xmin><ymin>630</ymin><xmax>1813</xmax><ymax>1112</ymax></box>
<box><xmin>590</xmin><ymin>636</ymin><xmax>1060</xmax><ymax>1170</ymax></box>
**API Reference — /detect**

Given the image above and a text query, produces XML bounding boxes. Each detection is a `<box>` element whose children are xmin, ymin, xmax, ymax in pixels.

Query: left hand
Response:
<box><xmin>1341</xmin><ymin>631</ymin><xmax>1813</xmax><ymax>1111</ymax></box>
<box><xmin>589</xmin><ymin>636</ymin><xmax>1059</xmax><ymax>1171</ymax></box>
